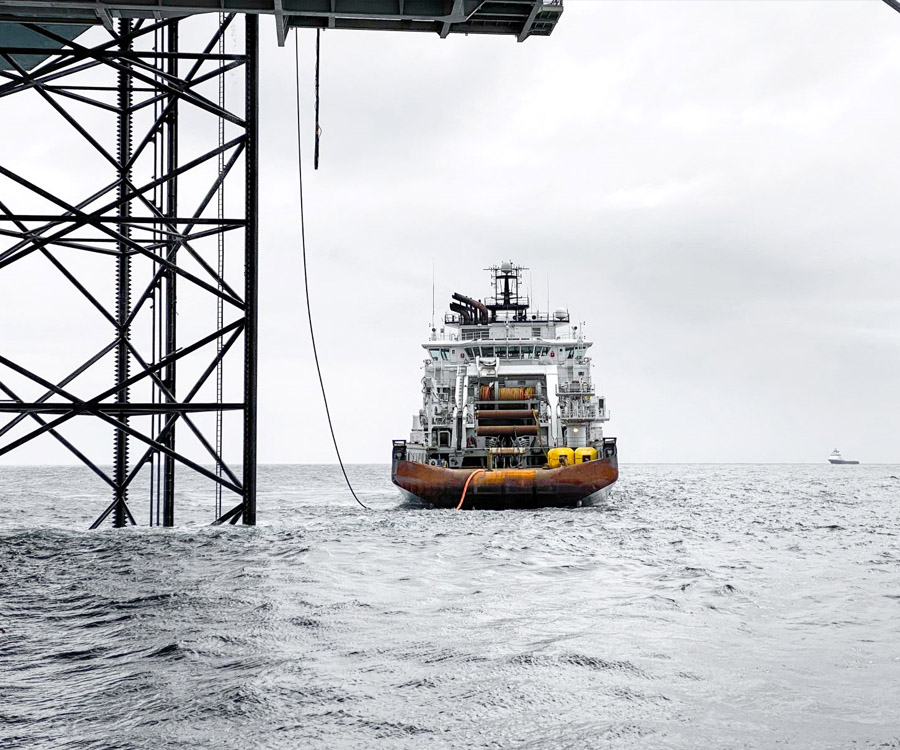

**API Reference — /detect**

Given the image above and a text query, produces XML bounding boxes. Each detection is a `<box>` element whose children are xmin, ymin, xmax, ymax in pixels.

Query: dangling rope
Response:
<box><xmin>294</xmin><ymin>29</ymin><xmax>368</xmax><ymax>510</ymax></box>
<box><xmin>314</xmin><ymin>28</ymin><xmax>322</xmax><ymax>170</ymax></box>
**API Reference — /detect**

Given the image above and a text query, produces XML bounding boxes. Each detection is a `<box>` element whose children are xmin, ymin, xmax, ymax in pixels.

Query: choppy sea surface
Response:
<box><xmin>1</xmin><ymin>463</ymin><xmax>899</xmax><ymax>749</ymax></box>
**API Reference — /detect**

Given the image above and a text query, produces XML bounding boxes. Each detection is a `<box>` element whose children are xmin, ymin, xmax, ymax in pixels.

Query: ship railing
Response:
<box><xmin>557</xmin><ymin>384</ymin><xmax>595</xmax><ymax>396</ymax></box>
<box><xmin>559</xmin><ymin>408</ymin><xmax>593</xmax><ymax>420</ymax></box>
<box><xmin>559</xmin><ymin>405</ymin><xmax>608</xmax><ymax>420</ymax></box>
<box><xmin>445</xmin><ymin>311</ymin><xmax>570</xmax><ymax>325</ymax></box>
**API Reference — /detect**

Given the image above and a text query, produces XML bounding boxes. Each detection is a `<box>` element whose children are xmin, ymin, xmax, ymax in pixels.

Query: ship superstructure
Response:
<box><xmin>392</xmin><ymin>262</ymin><xmax>618</xmax><ymax>509</ymax></box>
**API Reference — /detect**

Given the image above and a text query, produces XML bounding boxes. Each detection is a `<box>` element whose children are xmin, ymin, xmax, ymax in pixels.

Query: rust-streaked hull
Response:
<box><xmin>391</xmin><ymin>456</ymin><xmax>618</xmax><ymax>510</ymax></box>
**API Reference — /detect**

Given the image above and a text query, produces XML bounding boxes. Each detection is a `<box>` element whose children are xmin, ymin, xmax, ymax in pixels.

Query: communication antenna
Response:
<box><xmin>546</xmin><ymin>274</ymin><xmax>550</xmax><ymax>319</ymax></box>
<box><xmin>431</xmin><ymin>258</ymin><xmax>435</xmax><ymax>329</ymax></box>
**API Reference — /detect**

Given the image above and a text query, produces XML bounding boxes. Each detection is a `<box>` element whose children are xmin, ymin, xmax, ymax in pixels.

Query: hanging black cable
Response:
<box><xmin>295</xmin><ymin>29</ymin><xmax>369</xmax><ymax>510</ymax></box>
<box><xmin>314</xmin><ymin>28</ymin><xmax>321</xmax><ymax>170</ymax></box>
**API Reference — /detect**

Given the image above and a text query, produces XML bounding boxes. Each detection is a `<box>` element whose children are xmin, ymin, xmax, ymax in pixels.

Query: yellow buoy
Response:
<box><xmin>547</xmin><ymin>447</ymin><xmax>575</xmax><ymax>468</ymax></box>
<box><xmin>574</xmin><ymin>447</ymin><xmax>598</xmax><ymax>464</ymax></box>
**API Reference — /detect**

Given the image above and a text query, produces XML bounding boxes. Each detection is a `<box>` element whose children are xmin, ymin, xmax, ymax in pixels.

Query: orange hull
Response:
<box><xmin>391</xmin><ymin>456</ymin><xmax>618</xmax><ymax>509</ymax></box>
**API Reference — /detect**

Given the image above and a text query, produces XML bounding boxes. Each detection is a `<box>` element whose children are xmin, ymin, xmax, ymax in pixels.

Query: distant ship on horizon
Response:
<box><xmin>828</xmin><ymin>449</ymin><xmax>859</xmax><ymax>465</ymax></box>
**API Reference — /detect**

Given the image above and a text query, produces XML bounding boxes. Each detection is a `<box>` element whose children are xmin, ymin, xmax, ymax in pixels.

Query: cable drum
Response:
<box><xmin>476</xmin><ymin>409</ymin><xmax>534</xmax><ymax>420</ymax></box>
<box><xmin>498</xmin><ymin>387</ymin><xmax>536</xmax><ymax>401</ymax></box>
<box><xmin>477</xmin><ymin>425</ymin><xmax>539</xmax><ymax>437</ymax></box>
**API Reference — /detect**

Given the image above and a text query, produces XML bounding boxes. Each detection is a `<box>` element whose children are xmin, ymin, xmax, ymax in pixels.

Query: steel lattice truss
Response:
<box><xmin>0</xmin><ymin>14</ymin><xmax>258</xmax><ymax>527</ymax></box>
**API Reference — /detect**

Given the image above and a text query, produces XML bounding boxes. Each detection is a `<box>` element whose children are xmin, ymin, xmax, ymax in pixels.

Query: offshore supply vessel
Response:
<box><xmin>391</xmin><ymin>262</ymin><xmax>618</xmax><ymax>509</ymax></box>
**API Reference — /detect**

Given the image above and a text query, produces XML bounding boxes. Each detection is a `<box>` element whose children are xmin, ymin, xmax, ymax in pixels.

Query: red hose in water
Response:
<box><xmin>456</xmin><ymin>469</ymin><xmax>485</xmax><ymax>510</ymax></box>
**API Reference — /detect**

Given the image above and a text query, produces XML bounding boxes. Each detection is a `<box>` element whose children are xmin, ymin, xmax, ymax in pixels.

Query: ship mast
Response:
<box><xmin>485</xmin><ymin>261</ymin><xmax>530</xmax><ymax>322</ymax></box>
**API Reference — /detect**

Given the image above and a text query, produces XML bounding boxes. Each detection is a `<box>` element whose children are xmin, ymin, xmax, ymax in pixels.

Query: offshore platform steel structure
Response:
<box><xmin>0</xmin><ymin>2</ymin><xmax>563</xmax><ymax>528</ymax></box>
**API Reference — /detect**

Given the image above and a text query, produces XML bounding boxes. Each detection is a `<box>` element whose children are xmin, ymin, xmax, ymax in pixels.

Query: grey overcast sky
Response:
<box><xmin>3</xmin><ymin>1</ymin><xmax>900</xmax><ymax>465</ymax></box>
<box><xmin>267</xmin><ymin>0</ymin><xmax>900</xmax><ymax>465</ymax></box>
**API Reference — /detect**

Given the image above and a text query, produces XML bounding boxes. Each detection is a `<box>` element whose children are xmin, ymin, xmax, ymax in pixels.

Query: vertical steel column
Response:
<box><xmin>161</xmin><ymin>20</ymin><xmax>179</xmax><ymax>528</ymax></box>
<box><xmin>113</xmin><ymin>18</ymin><xmax>134</xmax><ymax>528</ymax></box>
<box><xmin>242</xmin><ymin>13</ymin><xmax>258</xmax><ymax>525</ymax></box>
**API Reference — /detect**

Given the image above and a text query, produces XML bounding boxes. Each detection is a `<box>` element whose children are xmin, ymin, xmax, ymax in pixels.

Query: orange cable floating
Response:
<box><xmin>456</xmin><ymin>469</ymin><xmax>485</xmax><ymax>510</ymax></box>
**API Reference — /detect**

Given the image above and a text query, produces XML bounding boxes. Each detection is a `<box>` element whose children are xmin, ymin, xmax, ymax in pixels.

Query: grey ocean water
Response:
<box><xmin>1</xmin><ymin>464</ymin><xmax>899</xmax><ymax>749</ymax></box>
